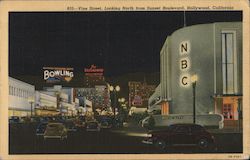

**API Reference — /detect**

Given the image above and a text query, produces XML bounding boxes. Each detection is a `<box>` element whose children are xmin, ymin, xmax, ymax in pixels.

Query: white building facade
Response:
<box><xmin>8</xmin><ymin>77</ymin><xmax>35</xmax><ymax>117</ymax></box>
<box><xmin>150</xmin><ymin>22</ymin><xmax>242</xmax><ymax>128</ymax></box>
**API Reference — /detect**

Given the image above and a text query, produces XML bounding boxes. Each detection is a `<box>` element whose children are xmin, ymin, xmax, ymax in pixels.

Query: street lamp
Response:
<box><xmin>28</xmin><ymin>96</ymin><xmax>35</xmax><ymax>117</ymax></box>
<box><xmin>191</xmin><ymin>74</ymin><xmax>198</xmax><ymax>124</ymax></box>
<box><xmin>118</xmin><ymin>98</ymin><xmax>125</xmax><ymax>103</ymax></box>
<box><xmin>109</xmin><ymin>85</ymin><xmax>120</xmax><ymax>120</ymax></box>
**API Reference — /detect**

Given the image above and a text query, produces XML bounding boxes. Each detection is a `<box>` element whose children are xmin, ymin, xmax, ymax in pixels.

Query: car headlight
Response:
<box><xmin>146</xmin><ymin>133</ymin><xmax>152</xmax><ymax>137</ymax></box>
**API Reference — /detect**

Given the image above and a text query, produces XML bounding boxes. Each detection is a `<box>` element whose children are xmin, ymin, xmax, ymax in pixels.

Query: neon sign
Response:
<box><xmin>179</xmin><ymin>41</ymin><xmax>191</xmax><ymax>87</ymax></box>
<box><xmin>43</xmin><ymin>67</ymin><xmax>74</xmax><ymax>83</ymax></box>
<box><xmin>84</xmin><ymin>64</ymin><xmax>104</xmax><ymax>75</ymax></box>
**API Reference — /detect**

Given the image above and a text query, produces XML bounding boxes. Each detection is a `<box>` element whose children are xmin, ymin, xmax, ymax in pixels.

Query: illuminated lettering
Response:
<box><xmin>179</xmin><ymin>41</ymin><xmax>190</xmax><ymax>55</ymax></box>
<box><xmin>181</xmin><ymin>60</ymin><xmax>188</xmax><ymax>69</ymax></box>
<box><xmin>179</xmin><ymin>41</ymin><xmax>191</xmax><ymax>88</ymax></box>
<box><xmin>182</xmin><ymin>76</ymin><xmax>188</xmax><ymax>85</ymax></box>
<box><xmin>181</xmin><ymin>43</ymin><xmax>187</xmax><ymax>53</ymax></box>
<box><xmin>43</xmin><ymin>68</ymin><xmax>74</xmax><ymax>81</ymax></box>
<box><xmin>44</xmin><ymin>70</ymin><xmax>50</xmax><ymax>80</ymax></box>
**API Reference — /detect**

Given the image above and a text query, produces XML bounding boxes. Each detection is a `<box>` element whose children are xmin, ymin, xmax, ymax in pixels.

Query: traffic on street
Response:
<box><xmin>9</xmin><ymin>115</ymin><xmax>242</xmax><ymax>154</ymax></box>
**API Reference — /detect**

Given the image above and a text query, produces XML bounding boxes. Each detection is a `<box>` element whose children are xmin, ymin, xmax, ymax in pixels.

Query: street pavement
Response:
<box><xmin>9</xmin><ymin>120</ymin><xmax>242</xmax><ymax>154</ymax></box>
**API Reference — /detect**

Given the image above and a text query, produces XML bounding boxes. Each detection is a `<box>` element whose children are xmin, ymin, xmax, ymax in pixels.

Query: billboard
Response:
<box><xmin>43</xmin><ymin>67</ymin><xmax>74</xmax><ymax>83</ymax></box>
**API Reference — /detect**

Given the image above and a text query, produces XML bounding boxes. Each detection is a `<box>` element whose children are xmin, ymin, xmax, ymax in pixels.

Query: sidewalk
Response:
<box><xmin>208</xmin><ymin>128</ymin><xmax>243</xmax><ymax>134</ymax></box>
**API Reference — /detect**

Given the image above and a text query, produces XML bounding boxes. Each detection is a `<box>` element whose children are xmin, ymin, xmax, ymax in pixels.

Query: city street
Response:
<box><xmin>9</xmin><ymin>120</ymin><xmax>242</xmax><ymax>154</ymax></box>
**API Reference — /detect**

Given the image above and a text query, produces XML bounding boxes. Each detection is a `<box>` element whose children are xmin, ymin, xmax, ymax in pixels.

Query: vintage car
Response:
<box><xmin>142</xmin><ymin>123</ymin><xmax>216</xmax><ymax>151</ymax></box>
<box><xmin>36</xmin><ymin>122</ymin><xmax>48</xmax><ymax>136</ymax></box>
<box><xmin>44</xmin><ymin>123</ymin><xmax>67</xmax><ymax>140</ymax></box>
<box><xmin>86</xmin><ymin>121</ymin><xmax>101</xmax><ymax>132</ymax></box>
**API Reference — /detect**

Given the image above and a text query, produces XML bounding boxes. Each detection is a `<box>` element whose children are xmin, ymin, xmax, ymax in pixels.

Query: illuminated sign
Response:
<box><xmin>132</xmin><ymin>95</ymin><xmax>142</xmax><ymax>106</ymax></box>
<box><xmin>84</xmin><ymin>64</ymin><xmax>104</xmax><ymax>75</ymax></box>
<box><xmin>179</xmin><ymin>41</ymin><xmax>191</xmax><ymax>87</ymax></box>
<box><xmin>43</xmin><ymin>67</ymin><xmax>74</xmax><ymax>83</ymax></box>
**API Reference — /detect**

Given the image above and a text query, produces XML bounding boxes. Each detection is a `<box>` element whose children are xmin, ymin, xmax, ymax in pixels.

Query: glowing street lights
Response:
<box><xmin>109</xmin><ymin>85</ymin><xmax>120</xmax><ymax>120</ymax></box>
<box><xmin>191</xmin><ymin>74</ymin><xmax>198</xmax><ymax>124</ymax></box>
<box><xmin>118</xmin><ymin>98</ymin><xmax>125</xmax><ymax>103</ymax></box>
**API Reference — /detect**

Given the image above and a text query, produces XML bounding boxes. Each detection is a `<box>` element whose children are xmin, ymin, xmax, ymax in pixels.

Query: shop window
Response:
<box><xmin>222</xmin><ymin>31</ymin><xmax>237</xmax><ymax>94</ymax></box>
<box><xmin>222</xmin><ymin>103</ymin><xmax>234</xmax><ymax>120</ymax></box>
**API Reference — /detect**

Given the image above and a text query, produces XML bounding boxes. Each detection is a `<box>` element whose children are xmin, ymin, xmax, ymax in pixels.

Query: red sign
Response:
<box><xmin>132</xmin><ymin>95</ymin><xmax>142</xmax><ymax>106</ymax></box>
<box><xmin>84</xmin><ymin>64</ymin><xmax>104</xmax><ymax>74</ymax></box>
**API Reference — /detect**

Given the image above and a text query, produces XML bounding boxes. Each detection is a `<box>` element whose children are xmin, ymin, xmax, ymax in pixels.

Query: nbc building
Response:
<box><xmin>149</xmin><ymin>22</ymin><xmax>242</xmax><ymax>128</ymax></box>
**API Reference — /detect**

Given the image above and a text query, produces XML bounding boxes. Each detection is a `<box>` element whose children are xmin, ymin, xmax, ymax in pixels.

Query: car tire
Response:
<box><xmin>197</xmin><ymin>138</ymin><xmax>209</xmax><ymax>150</ymax></box>
<box><xmin>154</xmin><ymin>139</ymin><xmax>167</xmax><ymax>151</ymax></box>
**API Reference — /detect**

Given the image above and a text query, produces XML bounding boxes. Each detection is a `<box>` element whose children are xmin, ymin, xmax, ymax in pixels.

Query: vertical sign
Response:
<box><xmin>179</xmin><ymin>41</ymin><xmax>191</xmax><ymax>87</ymax></box>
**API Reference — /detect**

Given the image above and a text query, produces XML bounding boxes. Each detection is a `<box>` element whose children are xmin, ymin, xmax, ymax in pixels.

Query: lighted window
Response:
<box><xmin>222</xmin><ymin>31</ymin><xmax>237</xmax><ymax>94</ymax></box>
<box><xmin>222</xmin><ymin>104</ymin><xmax>234</xmax><ymax>120</ymax></box>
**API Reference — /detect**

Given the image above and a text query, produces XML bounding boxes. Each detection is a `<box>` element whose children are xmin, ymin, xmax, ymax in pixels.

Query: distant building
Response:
<box><xmin>8</xmin><ymin>77</ymin><xmax>35</xmax><ymax>117</ymax></box>
<box><xmin>75</xmin><ymin>84</ymin><xmax>111</xmax><ymax>113</ymax></box>
<box><xmin>128</xmin><ymin>81</ymin><xmax>156</xmax><ymax>108</ymax></box>
<box><xmin>43</xmin><ymin>85</ymin><xmax>78</xmax><ymax>116</ymax></box>
<box><xmin>35</xmin><ymin>91</ymin><xmax>58</xmax><ymax>116</ymax></box>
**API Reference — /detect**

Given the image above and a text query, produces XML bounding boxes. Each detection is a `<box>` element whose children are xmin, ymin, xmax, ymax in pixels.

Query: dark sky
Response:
<box><xmin>9</xmin><ymin>11</ymin><xmax>242</xmax><ymax>77</ymax></box>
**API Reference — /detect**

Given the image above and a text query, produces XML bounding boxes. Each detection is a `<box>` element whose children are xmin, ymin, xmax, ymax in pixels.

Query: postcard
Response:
<box><xmin>0</xmin><ymin>0</ymin><xmax>249</xmax><ymax>160</ymax></box>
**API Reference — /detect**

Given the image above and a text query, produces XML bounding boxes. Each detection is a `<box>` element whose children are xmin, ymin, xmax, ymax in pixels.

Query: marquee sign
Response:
<box><xmin>43</xmin><ymin>67</ymin><xmax>74</xmax><ymax>83</ymax></box>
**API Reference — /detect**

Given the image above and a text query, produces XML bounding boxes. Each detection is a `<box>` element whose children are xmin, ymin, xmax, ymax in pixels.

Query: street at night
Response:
<box><xmin>9</xmin><ymin>120</ymin><xmax>242</xmax><ymax>154</ymax></box>
<box><xmin>5</xmin><ymin>9</ymin><xmax>245</xmax><ymax>158</ymax></box>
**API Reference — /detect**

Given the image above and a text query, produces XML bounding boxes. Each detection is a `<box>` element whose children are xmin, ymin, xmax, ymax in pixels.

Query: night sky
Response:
<box><xmin>9</xmin><ymin>11</ymin><xmax>242</xmax><ymax>77</ymax></box>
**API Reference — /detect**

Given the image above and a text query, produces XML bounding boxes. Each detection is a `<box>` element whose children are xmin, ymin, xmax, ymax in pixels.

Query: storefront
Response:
<box><xmin>35</xmin><ymin>107</ymin><xmax>60</xmax><ymax>116</ymax></box>
<box><xmin>35</xmin><ymin>91</ymin><xmax>58</xmax><ymax>116</ymax></box>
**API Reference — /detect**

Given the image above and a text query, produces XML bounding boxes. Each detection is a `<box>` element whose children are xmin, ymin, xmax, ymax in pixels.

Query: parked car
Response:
<box><xmin>100</xmin><ymin>121</ymin><xmax>112</xmax><ymax>129</ymax></box>
<box><xmin>44</xmin><ymin>123</ymin><xmax>67</xmax><ymax>140</ymax></box>
<box><xmin>74</xmin><ymin>119</ymin><xmax>86</xmax><ymax>128</ymax></box>
<box><xmin>142</xmin><ymin>123</ymin><xmax>216</xmax><ymax>151</ymax></box>
<box><xmin>113</xmin><ymin>118</ymin><xmax>123</xmax><ymax>128</ymax></box>
<box><xmin>36</xmin><ymin>122</ymin><xmax>48</xmax><ymax>136</ymax></box>
<box><xmin>64</xmin><ymin>120</ymin><xmax>77</xmax><ymax>132</ymax></box>
<box><xmin>9</xmin><ymin>116</ymin><xmax>20</xmax><ymax>123</ymax></box>
<box><xmin>86</xmin><ymin>121</ymin><xmax>100</xmax><ymax>132</ymax></box>
<box><xmin>99</xmin><ymin>117</ymin><xmax>113</xmax><ymax>129</ymax></box>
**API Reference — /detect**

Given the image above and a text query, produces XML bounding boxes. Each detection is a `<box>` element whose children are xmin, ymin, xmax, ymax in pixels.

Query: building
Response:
<box><xmin>128</xmin><ymin>81</ymin><xmax>156</xmax><ymax>108</ymax></box>
<box><xmin>150</xmin><ymin>22</ymin><xmax>242</xmax><ymax>128</ymax></box>
<box><xmin>75</xmin><ymin>84</ymin><xmax>111</xmax><ymax>113</ymax></box>
<box><xmin>8</xmin><ymin>77</ymin><xmax>35</xmax><ymax>117</ymax></box>
<box><xmin>35</xmin><ymin>91</ymin><xmax>58</xmax><ymax>116</ymax></box>
<box><xmin>43</xmin><ymin>85</ymin><xmax>78</xmax><ymax>116</ymax></box>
